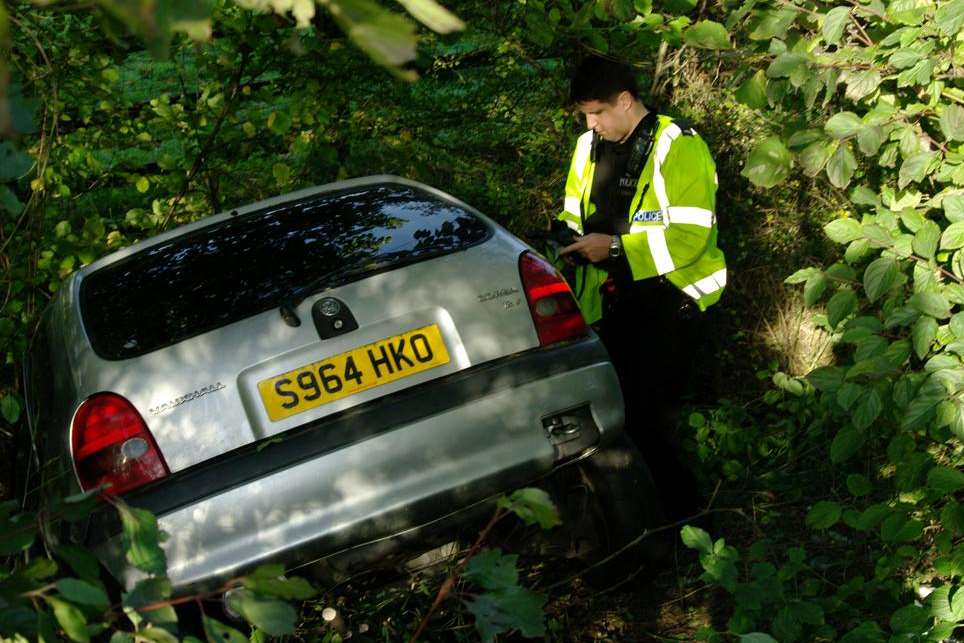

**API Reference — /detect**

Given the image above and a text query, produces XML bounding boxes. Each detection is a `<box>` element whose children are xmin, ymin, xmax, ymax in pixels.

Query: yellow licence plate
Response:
<box><xmin>258</xmin><ymin>324</ymin><xmax>450</xmax><ymax>422</ymax></box>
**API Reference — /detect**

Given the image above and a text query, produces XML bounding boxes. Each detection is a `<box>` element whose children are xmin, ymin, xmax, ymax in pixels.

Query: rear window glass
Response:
<box><xmin>81</xmin><ymin>184</ymin><xmax>491</xmax><ymax>360</ymax></box>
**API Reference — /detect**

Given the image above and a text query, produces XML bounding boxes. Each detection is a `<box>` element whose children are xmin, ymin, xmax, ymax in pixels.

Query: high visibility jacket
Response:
<box><xmin>558</xmin><ymin>115</ymin><xmax>727</xmax><ymax>324</ymax></box>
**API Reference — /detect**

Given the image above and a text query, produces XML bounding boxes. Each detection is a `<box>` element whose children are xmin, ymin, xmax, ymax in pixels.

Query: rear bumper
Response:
<box><xmin>86</xmin><ymin>336</ymin><xmax>624</xmax><ymax>592</ymax></box>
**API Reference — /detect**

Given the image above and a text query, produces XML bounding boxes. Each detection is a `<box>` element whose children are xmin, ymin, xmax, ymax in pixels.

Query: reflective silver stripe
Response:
<box><xmin>666</xmin><ymin>206</ymin><xmax>714</xmax><ymax>227</ymax></box>
<box><xmin>681</xmin><ymin>268</ymin><xmax>728</xmax><ymax>301</ymax></box>
<box><xmin>573</xmin><ymin>131</ymin><xmax>593</xmax><ymax>183</ymax></box>
<box><xmin>564</xmin><ymin>196</ymin><xmax>581</xmax><ymax>216</ymax></box>
<box><xmin>652</xmin><ymin>123</ymin><xmax>682</xmax><ymax>212</ymax></box>
<box><xmin>630</xmin><ymin>222</ymin><xmax>655</xmax><ymax>233</ymax></box>
<box><xmin>644</xmin><ymin>227</ymin><xmax>674</xmax><ymax>274</ymax></box>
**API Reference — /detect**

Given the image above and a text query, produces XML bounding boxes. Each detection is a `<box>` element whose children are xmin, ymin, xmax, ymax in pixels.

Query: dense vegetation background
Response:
<box><xmin>2</xmin><ymin>0</ymin><xmax>964</xmax><ymax>640</ymax></box>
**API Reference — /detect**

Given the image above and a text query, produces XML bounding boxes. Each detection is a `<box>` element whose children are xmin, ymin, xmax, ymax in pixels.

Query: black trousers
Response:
<box><xmin>594</xmin><ymin>277</ymin><xmax>705</xmax><ymax>521</ymax></box>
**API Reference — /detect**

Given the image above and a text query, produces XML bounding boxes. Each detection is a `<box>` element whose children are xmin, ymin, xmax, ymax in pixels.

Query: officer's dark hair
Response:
<box><xmin>569</xmin><ymin>55</ymin><xmax>639</xmax><ymax>105</ymax></box>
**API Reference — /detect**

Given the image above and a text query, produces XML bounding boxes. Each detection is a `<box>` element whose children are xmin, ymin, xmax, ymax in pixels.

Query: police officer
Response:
<box><xmin>558</xmin><ymin>55</ymin><xmax>726</xmax><ymax>519</ymax></box>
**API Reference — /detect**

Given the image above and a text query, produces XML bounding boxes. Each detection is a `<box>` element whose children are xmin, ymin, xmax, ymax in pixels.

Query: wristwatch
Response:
<box><xmin>608</xmin><ymin>234</ymin><xmax>622</xmax><ymax>259</ymax></box>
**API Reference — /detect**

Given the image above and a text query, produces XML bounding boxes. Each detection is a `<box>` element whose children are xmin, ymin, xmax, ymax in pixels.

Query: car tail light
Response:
<box><xmin>71</xmin><ymin>393</ymin><xmax>168</xmax><ymax>495</ymax></box>
<box><xmin>519</xmin><ymin>251</ymin><xmax>588</xmax><ymax>346</ymax></box>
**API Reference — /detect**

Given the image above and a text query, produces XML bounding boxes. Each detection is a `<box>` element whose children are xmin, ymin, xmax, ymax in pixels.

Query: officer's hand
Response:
<box><xmin>560</xmin><ymin>233</ymin><xmax>611</xmax><ymax>264</ymax></box>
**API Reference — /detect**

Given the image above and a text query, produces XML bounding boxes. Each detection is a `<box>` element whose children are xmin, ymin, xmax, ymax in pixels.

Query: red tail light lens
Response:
<box><xmin>71</xmin><ymin>393</ymin><xmax>169</xmax><ymax>495</ymax></box>
<box><xmin>519</xmin><ymin>251</ymin><xmax>589</xmax><ymax>346</ymax></box>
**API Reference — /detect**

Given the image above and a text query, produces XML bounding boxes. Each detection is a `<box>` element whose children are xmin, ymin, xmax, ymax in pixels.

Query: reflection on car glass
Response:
<box><xmin>81</xmin><ymin>185</ymin><xmax>491</xmax><ymax>360</ymax></box>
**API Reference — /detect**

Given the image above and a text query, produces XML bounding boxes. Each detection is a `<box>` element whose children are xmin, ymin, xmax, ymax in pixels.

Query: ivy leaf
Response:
<box><xmin>909</xmin><ymin>292</ymin><xmax>951</xmax><ymax>319</ymax></box>
<box><xmin>825</xmin><ymin>218</ymin><xmax>863</xmax><ymax>243</ymax></box>
<box><xmin>116</xmin><ymin>501</ymin><xmax>167</xmax><ymax>576</ymax></box>
<box><xmin>913</xmin><ymin>220</ymin><xmax>940</xmax><ymax>259</ymax></box>
<box><xmin>927</xmin><ymin>466</ymin><xmax>964</xmax><ymax>493</ymax></box>
<box><xmin>941</xmin><ymin>105</ymin><xmax>964</xmax><ymax>142</ymax></box>
<box><xmin>825</xmin><ymin>112</ymin><xmax>863</xmax><ymax>139</ymax></box>
<box><xmin>680</xmin><ymin>525</ymin><xmax>714</xmax><ymax>554</ymax></box>
<box><xmin>822</xmin><ymin>6</ymin><xmax>851</xmax><ymax>44</ymax></box>
<box><xmin>831</xmin><ymin>426</ymin><xmax>866</xmax><ymax>462</ymax></box>
<box><xmin>464</xmin><ymin>549</ymin><xmax>519</xmax><ymax>591</ymax></box>
<box><xmin>827</xmin><ymin>141</ymin><xmax>857</xmax><ymax>188</ymax></box>
<box><xmin>899</xmin><ymin>152</ymin><xmax>938</xmax><ymax>189</ymax></box>
<box><xmin>742</xmin><ymin>137</ymin><xmax>791</xmax><ymax>187</ymax></box>
<box><xmin>463</xmin><ymin>587</ymin><xmax>547</xmax><ymax>642</ymax></box>
<box><xmin>863</xmin><ymin>257</ymin><xmax>897</xmax><ymax>302</ymax></box>
<box><xmin>684</xmin><ymin>20</ymin><xmax>731</xmax><ymax>49</ymax></box>
<box><xmin>828</xmin><ymin>289</ymin><xmax>858</xmax><ymax>328</ymax></box>
<box><xmin>497</xmin><ymin>488</ymin><xmax>560</xmax><ymax>529</ymax></box>
<box><xmin>936</xmin><ymin>0</ymin><xmax>964</xmax><ymax>35</ymax></box>
<box><xmin>224</xmin><ymin>589</ymin><xmax>296</xmax><ymax>637</ymax></box>
<box><xmin>806</xmin><ymin>501</ymin><xmax>842</xmax><ymax>529</ymax></box>
<box><xmin>735</xmin><ymin>70</ymin><xmax>767</xmax><ymax>109</ymax></box>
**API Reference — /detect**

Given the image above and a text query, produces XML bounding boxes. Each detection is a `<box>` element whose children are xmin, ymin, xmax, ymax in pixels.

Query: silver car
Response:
<box><xmin>21</xmin><ymin>176</ymin><xmax>658</xmax><ymax>593</ymax></box>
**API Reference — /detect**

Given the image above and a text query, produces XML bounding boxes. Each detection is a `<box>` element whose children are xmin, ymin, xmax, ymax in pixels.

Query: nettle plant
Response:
<box><xmin>684</xmin><ymin>0</ymin><xmax>964</xmax><ymax>639</ymax></box>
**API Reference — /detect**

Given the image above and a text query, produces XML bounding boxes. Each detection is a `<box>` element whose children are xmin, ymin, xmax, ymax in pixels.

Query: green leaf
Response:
<box><xmin>889</xmin><ymin>48</ymin><xmax>923</xmax><ymax>69</ymax></box>
<box><xmin>853</xmin><ymin>387</ymin><xmax>883</xmax><ymax>429</ymax></box>
<box><xmin>44</xmin><ymin>596</ymin><xmax>89</xmax><ymax>643</ymax></box>
<box><xmin>806</xmin><ymin>500</ymin><xmax>842</xmax><ymax>529</ymax></box>
<box><xmin>785</xmin><ymin>267</ymin><xmax>820</xmax><ymax>284</ymax></box>
<box><xmin>117</xmin><ymin>501</ymin><xmax>167</xmax><ymax>575</ymax></box>
<box><xmin>684</xmin><ymin>20</ymin><xmax>730</xmax><ymax>48</ymax></box>
<box><xmin>56</xmin><ymin>545</ymin><xmax>101</xmax><ymax>583</ymax></box>
<box><xmin>241</xmin><ymin>565</ymin><xmax>316</xmax><ymax>600</ymax></box>
<box><xmin>844</xmin><ymin>70</ymin><xmax>882</xmax><ymax>101</ymax></box>
<box><xmin>735</xmin><ymin>70</ymin><xmax>767</xmax><ymax>109</ymax></box>
<box><xmin>749</xmin><ymin>8</ymin><xmax>798</xmax><ymax>39</ymax></box>
<box><xmin>909</xmin><ymin>291</ymin><xmax>952</xmax><ymax>319</ymax></box>
<box><xmin>831</xmin><ymin>426</ymin><xmax>865</xmax><ymax>462</ymax></box>
<box><xmin>202</xmin><ymin>617</ymin><xmax>247</xmax><ymax>643</ymax></box>
<box><xmin>941</xmin><ymin>105</ymin><xmax>964</xmax><ymax>142</ymax></box>
<box><xmin>912</xmin><ymin>316</ymin><xmax>938</xmax><ymax>358</ymax></box>
<box><xmin>936</xmin><ymin>0</ymin><xmax>964</xmax><ymax>35</ymax></box>
<box><xmin>799</xmin><ymin>140</ymin><xmax>835</xmax><ymax>177</ymax></box>
<box><xmin>825</xmin><ymin>218</ymin><xmax>863</xmax><ymax>243</ymax></box>
<box><xmin>741</xmin><ymin>137</ymin><xmax>790</xmax><ymax>188</ymax></box>
<box><xmin>766</xmin><ymin>52</ymin><xmax>808</xmax><ymax>78</ymax></box>
<box><xmin>497</xmin><ymin>488</ymin><xmax>560</xmax><ymax>529</ymax></box>
<box><xmin>846</xmin><ymin>473</ymin><xmax>873</xmax><ymax>496</ymax></box>
<box><xmin>395</xmin><ymin>0</ymin><xmax>464</xmax><ymax>33</ymax></box>
<box><xmin>463</xmin><ymin>587</ymin><xmax>546</xmax><ymax>642</ymax></box>
<box><xmin>928</xmin><ymin>466</ymin><xmax>964</xmax><ymax>492</ymax></box>
<box><xmin>681</xmin><ymin>525</ymin><xmax>714</xmax><ymax>554</ymax></box>
<box><xmin>464</xmin><ymin>549</ymin><xmax>519</xmax><ymax>591</ymax></box>
<box><xmin>900</xmin><ymin>151</ymin><xmax>938</xmax><ymax>189</ymax></box>
<box><xmin>942</xmin><ymin>222</ymin><xmax>964</xmax><ymax>250</ymax></box>
<box><xmin>825</xmin><ymin>112</ymin><xmax>863</xmax><ymax>139</ymax></box>
<box><xmin>56</xmin><ymin>579</ymin><xmax>109</xmax><ymax>610</ymax></box>
<box><xmin>857</xmin><ymin>125</ymin><xmax>884</xmax><ymax>156</ymax></box>
<box><xmin>135</xmin><ymin>176</ymin><xmax>150</xmax><ymax>193</ymax></box>
<box><xmin>946</xmin><ymin>195</ymin><xmax>964</xmax><ymax>222</ymax></box>
<box><xmin>890</xmin><ymin>603</ymin><xmax>930</xmax><ymax>634</ymax></box>
<box><xmin>823</xmin><ymin>6</ymin><xmax>851</xmax><ymax>44</ymax></box>
<box><xmin>122</xmin><ymin>577</ymin><xmax>176</xmax><ymax>631</ymax></box>
<box><xmin>740</xmin><ymin>634</ymin><xmax>779</xmax><ymax>643</ymax></box>
<box><xmin>863</xmin><ymin>223</ymin><xmax>895</xmax><ymax>247</ymax></box>
<box><xmin>828</xmin><ymin>289</ymin><xmax>858</xmax><ymax>328</ymax></box>
<box><xmin>804</xmin><ymin>271</ymin><xmax>828</xmax><ymax>305</ymax></box>
<box><xmin>863</xmin><ymin>257</ymin><xmax>897</xmax><ymax>302</ymax></box>
<box><xmin>0</xmin><ymin>185</ymin><xmax>23</xmax><ymax>215</ymax></box>
<box><xmin>327</xmin><ymin>0</ymin><xmax>418</xmax><ymax>76</ymax></box>
<box><xmin>225</xmin><ymin>589</ymin><xmax>296</xmax><ymax>637</ymax></box>
<box><xmin>1</xmin><ymin>395</ymin><xmax>21</xmax><ymax>424</ymax></box>
<box><xmin>0</xmin><ymin>142</ymin><xmax>33</xmax><ymax>180</ymax></box>
<box><xmin>827</xmin><ymin>141</ymin><xmax>857</xmax><ymax>188</ymax></box>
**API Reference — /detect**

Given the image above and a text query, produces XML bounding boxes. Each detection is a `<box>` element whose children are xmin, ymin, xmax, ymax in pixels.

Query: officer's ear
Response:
<box><xmin>616</xmin><ymin>90</ymin><xmax>634</xmax><ymax>112</ymax></box>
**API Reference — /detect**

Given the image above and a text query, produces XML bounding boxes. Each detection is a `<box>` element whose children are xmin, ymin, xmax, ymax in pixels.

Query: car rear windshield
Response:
<box><xmin>81</xmin><ymin>184</ymin><xmax>492</xmax><ymax>360</ymax></box>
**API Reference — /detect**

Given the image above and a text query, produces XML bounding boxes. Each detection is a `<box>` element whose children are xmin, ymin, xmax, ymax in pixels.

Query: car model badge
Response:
<box><xmin>319</xmin><ymin>298</ymin><xmax>341</xmax><ymax>317</ymax></box>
